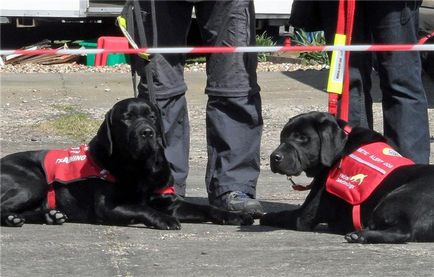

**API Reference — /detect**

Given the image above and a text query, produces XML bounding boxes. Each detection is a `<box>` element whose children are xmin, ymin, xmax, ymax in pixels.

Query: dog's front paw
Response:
<box><xmin>45</xmin><ymin>210</ymin><xmax>68</xmax><ymax>225</ymax></box>
<box><xmin>259</xmin><ymin>212</ymin><xmax>277</xmax><ymax>226</ymax></box>
<box><xmin>259</xmin><ymin>210</ymin><xmax>300</xmax><ymax>229</ymax></box>
<box><xmin>345</xmin><ymin>231</ymin><xmax>367</xmax><ymax>243</ymax></box>
<box><xmin>234</xmin><ymin>213</ymin><xmax>255</xmax><ymax>226</ymax></box>
<box><xmin>5</xmin><ymin>214</ymin><xmax>25</xmax><ymax>227</ymax></box>
<box><xmin>151</xmin><ymin>214</ymin><xmax>181</xmax><ymax>230</ymax></box>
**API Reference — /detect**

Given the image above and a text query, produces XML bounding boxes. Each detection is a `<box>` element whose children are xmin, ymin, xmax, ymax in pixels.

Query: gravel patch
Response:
<box><xmin>0</xmin><ymin>61</ymin><xmax>326</xmax><ymax>74</ymax></box>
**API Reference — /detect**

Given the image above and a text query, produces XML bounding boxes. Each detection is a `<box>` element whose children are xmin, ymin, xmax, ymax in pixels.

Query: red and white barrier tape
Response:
<box><xmin>1</xmin><ymin>44</ymin><xmax>434</xmax><ymax>56</ymax></box>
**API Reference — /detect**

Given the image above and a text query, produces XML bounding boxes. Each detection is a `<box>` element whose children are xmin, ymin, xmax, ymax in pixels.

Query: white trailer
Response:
<box><xmin>0</xmin><ymin>0</ymin><xmax>292</xmax><ymax>30</ymax></box>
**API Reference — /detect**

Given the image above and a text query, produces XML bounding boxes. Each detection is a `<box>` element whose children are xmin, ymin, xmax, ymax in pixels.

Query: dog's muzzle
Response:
<box><xmin>270</xmin><ymin>144</ymin><xmax>304</xmax><ymax>177</ymax></box>
<box><xmin>270</xmin><ymin>152</ymin><xmax>283</xmax><ymax>163</ymax></box>
<box><xmin>140</xmin><ymin>127</ymin><xmax>155</xmax><ymax>139</ymax></box>
<box><xmin>134</xmin><ymin>120</ymin><xmax>157</xmax><ymax>139</ymax></box>
<box><xmin>270</xmin><ymin>151</ymin><xmax>284</xmax><ymax>173</ymax></box>
<box><xmin>127</xmin><ymin>121</ymin><xmax>159</xmax><ymax>156</ymax></box>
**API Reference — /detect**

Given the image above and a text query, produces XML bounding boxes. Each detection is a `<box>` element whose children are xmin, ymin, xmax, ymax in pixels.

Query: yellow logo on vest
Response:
<box><xmin>350</xmin><ymin>174</ymin><xmax>368</xmax><ymax>186</ymax></box>
<box><xmin>382</xmin><ymin>147</ymin><xmax>402</xmax><ymax>157</ymax></box>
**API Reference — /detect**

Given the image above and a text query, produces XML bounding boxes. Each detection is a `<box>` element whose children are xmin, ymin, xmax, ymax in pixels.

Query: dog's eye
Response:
<box><xmin>293</xmin><ymin>132</ymin><xmax>309</xmax><ymax>143</ymax></box>
<box><xmin>124</xmin><ymin>112</ymin><xmax>137</xmax><ymax>121</ymax></box>
<box><xmin>149</xmin><ymin>114</ymin><xmax>156</xmax><ymax>121</ymax></box>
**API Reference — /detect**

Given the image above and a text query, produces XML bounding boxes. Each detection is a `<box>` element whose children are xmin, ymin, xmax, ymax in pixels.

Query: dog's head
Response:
<box><xmin>270</xmin><ymin>112</ymin><xmax>348</xmax><ymax>178</ymax></box>
<box><xmin>89</xmin><ymin>98</ymin><xmax>167</xmax><ymax>173</ymax></box>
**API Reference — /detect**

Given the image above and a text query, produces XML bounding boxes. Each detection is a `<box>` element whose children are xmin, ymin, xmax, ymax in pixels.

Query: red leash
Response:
<box><xmin>328</xmin><ymin>0</ymin><xmax>356</xmax><ymax>121</ymax></box>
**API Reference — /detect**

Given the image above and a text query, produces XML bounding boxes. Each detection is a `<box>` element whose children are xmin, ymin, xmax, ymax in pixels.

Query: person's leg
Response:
<box><xmin>205</xmin><ymin>94</ymin><xmax>262</xmax><ymax>198</ymax></box>
<box><xmin>155</xmin><ymin>95</ymin><xmax>190</xmax><ymax>196</ymax></box>
<box><xmin>195</xmin><ymin>0</ymin><xmax>263</xmax><ymax>213</ymax></box>
<box><xmin>137</xmin><ymin>1</ymin><xmax>194</xmax><ymax>195</ymax></box>
<box><xmin>370</xmin><ymin>1</ymin><xmax>430</xmax><ymax>163</ymax></box>
<box><xmin>346</xmin><ymin>2</ymin><xmax>374</xmax><ymax>129</ymax></box>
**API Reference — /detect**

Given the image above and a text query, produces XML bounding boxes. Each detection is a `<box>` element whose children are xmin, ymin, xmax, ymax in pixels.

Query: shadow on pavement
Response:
<box><xmin>281</xmin><ymin>69</ymin><xmax>327</xmax><ymax>92</ymax></box>
<box><xmin>184</xmin><ymin>197</ymin><xmax>299</xmax><ymax>214</ymax></box>
<box><xmin>238</xmin><ymin>222</ymin><xmax>339</xmax><ymax>235</ymax></box>
<box><xmin>281</xmin><ymin>70</ymin><xmax>434</xmax><ymax>108</ymax></box>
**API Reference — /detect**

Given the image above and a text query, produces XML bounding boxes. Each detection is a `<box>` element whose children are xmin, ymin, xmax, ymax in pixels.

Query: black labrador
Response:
<box><xmin>1</xmin><ymin>98</ymin><xmax>253</xmax><ymax>229</ymax></box>
<box><xmin>260</xmin><ymin>111</ymin><xmax>434</xmax><ymax>243</ymax></box>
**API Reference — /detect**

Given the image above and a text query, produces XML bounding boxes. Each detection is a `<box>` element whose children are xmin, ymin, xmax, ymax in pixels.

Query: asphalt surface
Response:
<box><xmin>1</xmin><ymin>71</ymin><xmax>434</xmax><ymax>277</ymax></box>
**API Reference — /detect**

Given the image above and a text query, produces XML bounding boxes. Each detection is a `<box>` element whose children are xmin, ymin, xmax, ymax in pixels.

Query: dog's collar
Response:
<box><xmin>288</xmin><ymin>176</ymin><xmax>312</xmax><ymax>191</ymax></box>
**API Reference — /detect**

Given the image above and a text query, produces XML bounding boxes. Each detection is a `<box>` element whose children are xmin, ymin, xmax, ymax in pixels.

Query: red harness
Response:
<box><xmin>44</xmin><ymin>145</ymin><xmax>116</xmax><ymax>185</ymax></box>
<box><xmin>326</xmin><ymin>141</ymin><xmax>414</xmax><ymax>230</ymax></box>
<box><xmin>43</xmin><ymin>144</ymin><xmax>175</xmax><ymax>209</ymax></box>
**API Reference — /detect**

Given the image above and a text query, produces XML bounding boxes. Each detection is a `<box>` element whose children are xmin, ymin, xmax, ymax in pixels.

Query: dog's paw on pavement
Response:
<box><xmin>152</xmin><ymin>215</ymin><xmax>181</xmax><ymax>230</ymax></box>
<box><xmin>45</xmin><ymin>210</ymin><xmax>68</xmax><ymax>225</ymax></box>
<box><xmin>345</xmin><ymin>231</ymin><xmax>367</xmax><ymax>243</ymax></box>
<box><xmin>5</xmin><ymin>214</ymin><xmax>25</xmax><ymax>227</ymax></box>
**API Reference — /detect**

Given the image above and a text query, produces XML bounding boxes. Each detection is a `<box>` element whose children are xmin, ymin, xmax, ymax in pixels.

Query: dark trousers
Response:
<box><xmin>137</xmin><ymin>0</ymin><xmax>263</xmax><ymax>198</ymax></box>
<box><xmin>319</xmin><ymin>1</ymin><xmax>430</xmax><ymax>163</ymax></box>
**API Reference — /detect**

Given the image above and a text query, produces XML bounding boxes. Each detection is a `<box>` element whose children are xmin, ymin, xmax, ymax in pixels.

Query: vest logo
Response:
<box><xmin>55</xmin><ymin>155</ymin><xmax>87</xmax><ymax>164</ymax></box>
<box><xmin>382</xmin><ymin>147</ymin><xmax>402</xmax><ymax>157</ymax></box>
<box><xmin>335</xmin><ymin>173</ymin><xmax>369</xmax><ymax>189</ymax></box>
<box><xmin>350</xmin><ymin>173</ymin><xmax>368</xmax><ymax>185</ymax></box>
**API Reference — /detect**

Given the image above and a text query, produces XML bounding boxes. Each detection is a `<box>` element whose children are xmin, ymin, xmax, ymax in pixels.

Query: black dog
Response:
<box><xmin>1</xmin><ymin>98</ymin><xmax>253</xmax><ymax>229</ymax></box>
<box><xmin>261</xmin><ymin>111</ymin><xmax>434</xmax><ymax>243</ymax></box>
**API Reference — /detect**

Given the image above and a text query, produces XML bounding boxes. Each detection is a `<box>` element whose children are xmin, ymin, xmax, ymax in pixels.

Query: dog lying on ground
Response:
<box><xmin>1</xmin><ymin>98</ymin><xmax>253</xmax><ymax>229</ymax></box>
<box><xmin>260</xmin><ymin>111</ymin><xmax>434</xmax><ymax>243</ymax></box>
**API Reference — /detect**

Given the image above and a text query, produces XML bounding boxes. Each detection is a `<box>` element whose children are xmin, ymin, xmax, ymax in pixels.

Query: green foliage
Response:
<box><xmin>256</xmin><ymin>31</ymin><xmax>276</xmax><ymax>62</ymax></box>
<box><xmin>186</xmin><ymin>56</ymin><xmax>206</xmax><ymax>64</ymax></box>
<box><xmin>291</xmin><ymin>29</ymin><xmax>329</xmax><ymax>65</ymax></box>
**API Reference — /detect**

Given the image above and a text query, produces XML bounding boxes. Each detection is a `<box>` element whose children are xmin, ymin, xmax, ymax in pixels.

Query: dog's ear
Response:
<box><xmin>95</xmin><ymin>109</ymin><xmax>114</xmax><ymax>157</ymax></box>
<box><xmin>316</xmin><ymin>114</ymin><xmax>347</xmax><ymax>167</ymax></box>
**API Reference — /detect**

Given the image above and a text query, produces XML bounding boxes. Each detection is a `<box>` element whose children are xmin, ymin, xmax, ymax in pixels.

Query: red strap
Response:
<box><xmin>340</xmin><ymin>0</ymin><xmax>355</xmax><ymax>122</ymax></box>
<box><xmin>352</xmin><ymin>205</ymin><xmax>362</xmax><ymax>230</ymax></box>
<box><xmin>343</xmin><ymin>124</ymin><xmax>352</xmax><ymax>134</ymax></box>
<box><xmin>418</xmin><ymin>31</ymin><xmax>434</xmax><ymax>45</ymax></box>
<box><xmin>47</xmin><ymin>185</ymin><xmax>56</xmax><ymax>209</ymax></box>
<box><xmin>154</xmin><ymin>185</ymin><xmax>176</xmax><ymax>195</ymax></box>
<box><xmin>336</xmin><ymin>0</ymin><xmax>346</xmax><ymax>33</ymax></box>
<box><xmin>47</xmin><ymin>183</ymin><xmax>175</xmax><ymax>211</ymax></box>
<box><xmin>292</xmin><ymin>184</ymin><xmax>313</xmax><ymax>191</ymax></box>
<box><xmin>328</xmin><ymin>93</ymin><xmax>339</xmax><ymax>117</ymax></box>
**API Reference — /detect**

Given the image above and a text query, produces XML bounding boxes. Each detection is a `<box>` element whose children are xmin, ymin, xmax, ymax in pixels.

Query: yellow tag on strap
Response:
<box><xmin>117</xmin><ymin>16</ymin><xmax>127</xmax><ymax>29</ymax></box>
<box><xmin>327</xmin><ymin>34</ymin><xmax>346</xmax><ymax>94</ymax></box>
<box><xmin>116</xmin><ymin>16</ymin><xmax>150</xmax><ymax>61</ymax></box>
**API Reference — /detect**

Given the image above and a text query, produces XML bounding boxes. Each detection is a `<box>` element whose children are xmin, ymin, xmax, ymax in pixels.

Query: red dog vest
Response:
<box><xmin>43</xmin><ymin>144</ymin><xmax>175</xmax><ymax>209</ymax></box>
<box><xmin>326</xmin><ymin>142</ymin><xmax>414</xmax><ymax>230</ymax></box>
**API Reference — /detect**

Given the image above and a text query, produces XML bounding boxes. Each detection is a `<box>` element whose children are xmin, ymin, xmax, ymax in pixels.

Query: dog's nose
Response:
<box><xmin>141</xmin><ymin>128</ymin><xmax>154</xmax><ymax>138</ymax></box>
<box><xmin>271</xmin><ymin>153</ymin><xmax>283</xmax><ymax>163</ymax></box>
